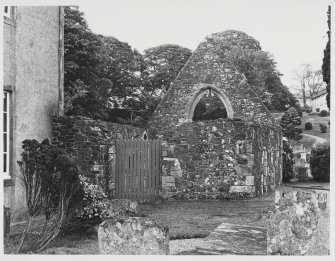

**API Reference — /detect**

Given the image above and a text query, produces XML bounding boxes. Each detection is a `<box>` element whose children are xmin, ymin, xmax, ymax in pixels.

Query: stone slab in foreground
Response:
<box><xmin>98</xmin><ymin>217</ymin><xmax>169</xmax><ymax>255</ymax></box>
<box><xmin>267</xmin><ymin>189</ymin><xmax>329</xmax><ymax>255</ymax></box>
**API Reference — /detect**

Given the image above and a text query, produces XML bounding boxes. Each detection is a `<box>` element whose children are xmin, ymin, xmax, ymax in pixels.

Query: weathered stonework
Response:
<box><xmin>155</xmin><ymin>119</ymin><xmax>281</xmax><ymax>200</ymax></box>
<box><xmin>52</xmin><ymin>116</ymin><xmax>144</xmax><ymax>197</ymax></box>
<box><xmin>52</xmin><ymin>30</ymin><xmax>282</xmax><ymax>202</ymax></box>
<box><xmin>98</xmin><ymin>217</ymin><xmax>169</xmax><ymax>255</ymax></box>
<box><xmin>147</xmin><ymin>31</ymin><xmax>282</xmax><ymax>200</ymax></box>
<box><xmin>267</xmin><ymin>189</ymin><xmax>329</xmax><ymax>255</ymax></box>
<box><xmin>105</xmin><ymin>199</ymin><xmax>139</xmax><ymax>218</ymax></box>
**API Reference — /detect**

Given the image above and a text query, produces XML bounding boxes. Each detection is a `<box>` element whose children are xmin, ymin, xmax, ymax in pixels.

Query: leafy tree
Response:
<box><xmin>265</xmin><ymin>74</ymin><xmax>299</xmax><ymax>110</ymax></box>
<box><xmin>100</xmin><ymin>36</ymin><xmax>144</xmax><ymax>101</ymax></box>
<box><xmin>142</xmin><ymin>44</ymin><xmax>192</xmax><ymax>96</ymax></box>
<box><xmin>293</xmin><ymin>64</ymin><xmax>325</xmax><ymax>107</ymax></box>
<box><xmin>322</xmin><ymin>6</ymin><xmax>331</xmax><ymax>109</ymax></box>
<box><xmin>124</xmin><ymin>44</ymin><xmax>192</xmax><ymax>125</ymax></box>
<box><xmin>280</xmin><ymin>107</ymin><xmax>303</xmax><ymax>140</ymax></box>
<box><xmin>310</xmin><ymin>142</ymin><xmax>330</xmax><ymax>182</ymax></box>
<box><xmin>225</xmin><ymin>46</ymin><xmax>297</xmax><ymax>111</ymax></box>
<box><xmin>64</xmin><ymin>7</ymin><xmax>112</xmax><ymax>119</ymax></box>
<box><xmin>64</xmin><ymin>7</ymin><xmax>144</xmax><ymax>122</ymax></box>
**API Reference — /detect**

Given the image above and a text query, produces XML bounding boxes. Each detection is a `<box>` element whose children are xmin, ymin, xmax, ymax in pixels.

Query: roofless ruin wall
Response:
<box><xmin>148</xmin><ymin>30</ymin><xmax>282</xmax><ymax>199</ymax></box>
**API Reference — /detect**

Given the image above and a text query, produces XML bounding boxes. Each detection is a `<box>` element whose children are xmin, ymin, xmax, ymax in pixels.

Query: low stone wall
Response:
<box><xmin>267</xmin><ymin>189</ymin><xmax>329</xmax><ymax>255</ymax></box>
<box><xmin>52</xmin><ymin>116</ymin><xmax>144</xmax><ymax>197</ymax></box>
<box><xmin>151</xmin><ymin>119</ymin><xmax>281</xmax><ymax>200</ymax></box>
<box><xmin>52</xmin><ymin>116</ymin><xmax>281</xmax><ymax>201</ymax></box>
<box><xmin>98</xmin><ymin>217</ymin><xmax>169</xmax><ymax>255</ymax></box>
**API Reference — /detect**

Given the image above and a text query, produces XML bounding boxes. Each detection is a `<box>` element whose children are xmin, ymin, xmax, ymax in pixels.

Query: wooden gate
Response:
<box><xmin>115</xmin><ymin>139</ymin><xmax>161</xmax><ymax>202</ymax></box>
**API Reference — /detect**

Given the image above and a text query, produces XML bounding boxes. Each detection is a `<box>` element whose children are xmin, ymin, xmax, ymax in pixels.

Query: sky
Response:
<box><xmin>76</xmin><ymin>0</ymin><xmax>330</xmax><ymax>91</ymax></box>
<box><xmin>3</xmin><ymin>0</ymin><xmax>330</xmax><ymax>90</ymax></box>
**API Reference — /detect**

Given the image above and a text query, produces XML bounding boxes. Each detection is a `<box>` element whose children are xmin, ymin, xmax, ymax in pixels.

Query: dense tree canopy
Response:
<box><xmin>322</xmin><ymin>6</ymin><xmax>331</xmax><ymax>109</ymax></box>
<box><xmin>64</xmin><ymin>7</ymin><xmax>143</xmax><ymax>121</ymax></box>
<box><xmin>64</xmin><ymin>7</ymin><xmax>112</xmax><ymax>119</ymax></box>
<box><xmin>64</xmin><ymin>7</ymin><xmax>298</xmax><ymax>125</ymax></box>
<box><xmin>142</xmin><ymin>44</ymin><xmax>192</xmax><ymax>96</ymax></box>
<box><xmin>225</xmin><ymin>46</ymin><xmax>298</xmax><ymax>111</ymax></box>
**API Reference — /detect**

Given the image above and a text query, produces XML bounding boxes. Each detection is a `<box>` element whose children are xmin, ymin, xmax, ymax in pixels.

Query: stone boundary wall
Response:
<box><xmin>52</xmin><ymin>116</ymin><xmax>281</xmax><ymax>201</ymax></box>
<box><xmin>52</xmin><ymin>116</ymin><xmax>144</xmax><ymax>197</ymax></box>
<box><xmin>153</xmin><ymin>118</ymin><xmax>282</xmax><ymax>200</ymax></box>
<box><xmin>267</xmin><ymin>189</ymin><xmax>329</xmax><ymax>255</ymax></box>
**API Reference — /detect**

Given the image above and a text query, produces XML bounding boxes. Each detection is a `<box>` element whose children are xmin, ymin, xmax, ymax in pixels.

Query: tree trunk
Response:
<box><xmin>302</xmin><ymin>89</ymin><xmax>307</xmax><ymax>107</ymax></box>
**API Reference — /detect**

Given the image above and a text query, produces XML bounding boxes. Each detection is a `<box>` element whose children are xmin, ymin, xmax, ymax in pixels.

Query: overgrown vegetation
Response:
<box><xmin>17</xmin><ymin>139</ymin><xmax>80</xmax><ymax>253</ymax></box>
<box><xmin>282</xmin><ymin>139</ymin><xmax>294</xmax><ymax>183</ymax></box>
<box><xmin>64</xmin><ymin>7</ymin><xmax>298</xmax><ymax>126</ymax></box>
<box><xmin>16</xmin><ymin>139</ymin><xmax>110</xmax><ymax>253</ymax></box>
<box><xmin>320</xmin><ymin>110</ymin><xmax>328</xmax><ymax>117</ymax></box>
<box><xmin>280</xmin><ymin>107</ymin><xmax>303</xmax><ymax>140</ymax></box>
<box><xmin>310</xmin><ymin>142</ymin><xmax>330</xmax><ymax>182</ymax></box>
<box><xmin>320</xmin><ymin>123</ymin><xmax>327</xmax><ymax>133</ymax></box>
<box><xmin>305</xmin><ymin>122</ymin><xmax>313</xmax><ymax>130</ymax></box>
<box><xmin>322</xmin><ymin>6</ymin><xmax>330</xmax><ymax>109</ymax></box>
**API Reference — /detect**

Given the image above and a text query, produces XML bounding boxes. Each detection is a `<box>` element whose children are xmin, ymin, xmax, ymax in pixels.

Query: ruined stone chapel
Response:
<box><xmin>53</xmin><ymin>30</ymin><xmax>282</xmax><ymax>201</ymax></box>
<box><xmin>147</xmin><ymin>30</ymin><xmax>282</xmax><ymax>199</ymax></box>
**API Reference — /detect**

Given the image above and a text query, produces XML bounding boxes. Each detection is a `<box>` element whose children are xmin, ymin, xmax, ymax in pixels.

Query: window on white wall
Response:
<box><xmin>4</xmin><ymin>6</ymin><xmax>13</xmax><ymax>18</ymax></box>
<box><xmin>3</xmin><ymin>91</ymin><xmax>10</xmax><ymax>178</ymax></box>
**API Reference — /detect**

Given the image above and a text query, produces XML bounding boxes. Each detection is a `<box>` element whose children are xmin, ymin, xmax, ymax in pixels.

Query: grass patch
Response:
<box><xmin>271</xmin><ymin>112</ymin><xmax>330</xmax><ymax>142</ymax></box>
<box><xmin>139</xmin><ymin>193</ymin><xmax>275</xmax><ymax>240</ymax></box>
<box><xmin>301</xmin><ymin>114</ymin><xmax>330</xmax><ymax>140</ymax></box>
<box><xmin>5</xmin><ymin>193</ymin><xmax>275</xmax><ymax>254</ymax></box>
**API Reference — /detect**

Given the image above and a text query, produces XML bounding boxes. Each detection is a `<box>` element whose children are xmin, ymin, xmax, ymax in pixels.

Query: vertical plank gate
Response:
<box><xmin>115</xmin><ymin>139</ymin><xmax>161</xmax><ymax>202</ymax></box>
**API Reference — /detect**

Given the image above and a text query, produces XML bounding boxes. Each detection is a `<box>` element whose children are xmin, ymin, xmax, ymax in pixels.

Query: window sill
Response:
<box><xmin>3</xmin><ymin>177</ymin><xmax>13</xmax><ymax>187</ymax></box>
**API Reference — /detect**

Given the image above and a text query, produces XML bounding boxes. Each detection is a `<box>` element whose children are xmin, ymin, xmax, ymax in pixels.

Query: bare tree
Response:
<box><xmin>293</xmin><ymin>64</ymin><xmax>325</xmax><ymax>107</ymax></box>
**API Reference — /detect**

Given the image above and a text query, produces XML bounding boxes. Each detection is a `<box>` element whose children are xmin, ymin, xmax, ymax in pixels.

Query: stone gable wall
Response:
<box><xmin>148</xmin><ymin>31</ymin><xmax>275</xmax><ymax>133</ymax></box>
<box><xmin>52</xmin><ymin>116</ymin><xmax>144</xmax><ymax>197</ymax></box>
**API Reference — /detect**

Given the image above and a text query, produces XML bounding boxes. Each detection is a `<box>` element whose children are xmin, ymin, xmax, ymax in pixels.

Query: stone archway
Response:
<box><xmin>185</xmin><ymin>84</ymin><xmax>234</xmax><ymax>121</ymax></box>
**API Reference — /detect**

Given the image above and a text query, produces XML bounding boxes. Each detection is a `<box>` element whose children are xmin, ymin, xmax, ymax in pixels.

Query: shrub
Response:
<box><xmin>305</xmin><ymin>106</ymin><xmax>312</xmax><ymax>113</ymax></box>
<box><xmin>320</xmin><ymin>123</ymin><xmax>327</xmax><ymax>133</ymax></box>
<box><xmin>280</xmin><ymin>107</ymin><xmax>302</xmax><ymax>140</ymax></box>
<box><xmin>316</xmin><ymin>108</ymin><xmax>320</xmax><ymax>112</ymax></box>
<box><xmin>17</xmin><ymin>139</ymin><xmax>80</xmax><ymax>253</ymax></box>
<box><xmin>305</xmin><ymin>122</ymin><xmax>313</xmax><ymax>130</ymax></box>
<box><xmin>320</xmin><ymin>110</ymin><xmax>328</xmax><ymax>117</ymax></box>
<box><xmin>296</xmin><ymin>107</ymin><xmax>303</xmax><ymax>117</ymax></box>
<box><xmin>282</xmin><ymin>139</ymin><xmax>294</xmax><ymax>183</ymax></box>
<box><xmin>310</xmin><ymin>142</ymin><xmax>330</xmax><ymax>182</ymax></box>
<box><xmin>78</xmin><ymin>175</ymin><xmax>108</xmax><ymax>221</ymax></box>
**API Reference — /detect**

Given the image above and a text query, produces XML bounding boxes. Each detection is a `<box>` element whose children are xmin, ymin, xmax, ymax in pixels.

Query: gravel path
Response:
<box><xmin>170</xmin><ymin>223</ymin><xmax>267</xmax><ymax>255</ymax></box>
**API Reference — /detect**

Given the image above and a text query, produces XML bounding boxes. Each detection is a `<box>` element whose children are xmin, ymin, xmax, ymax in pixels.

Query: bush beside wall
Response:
<box><xmin>310</xmin><ymin>143</ymin><xmax>330</xmax><ymax>182</ymax></box>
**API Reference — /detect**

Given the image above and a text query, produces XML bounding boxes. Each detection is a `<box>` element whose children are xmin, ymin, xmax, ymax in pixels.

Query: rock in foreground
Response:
<box><xmin>98</xmin><ymin>217</ymin><xmax>169</xmax><ymax>255</ymax></box>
